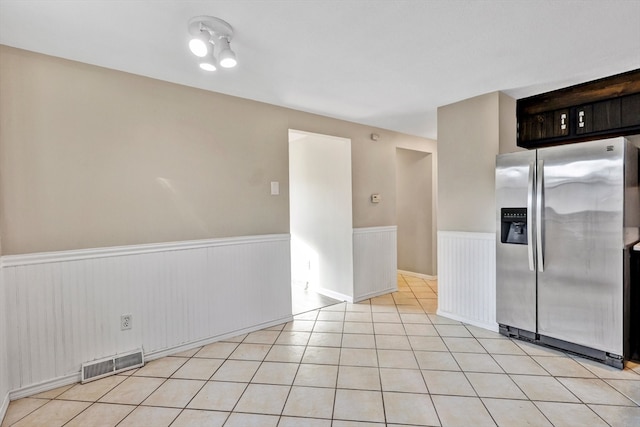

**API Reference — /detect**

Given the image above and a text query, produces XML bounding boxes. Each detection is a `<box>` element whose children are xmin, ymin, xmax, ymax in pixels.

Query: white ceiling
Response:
<box><xmin>1</xmin><ymin>1</ymin><xmax>639</xmax><ymax>140</ymax></box>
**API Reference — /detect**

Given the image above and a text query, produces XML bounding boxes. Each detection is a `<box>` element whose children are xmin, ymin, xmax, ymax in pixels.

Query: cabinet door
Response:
<box><xmin>519</xmin><ymin>114</ymin><xmax>548</xmax><ymax>142</ymax></box>
<box><xmin>592</xmin><ymin>98</ymin><xmax>621</xmax><ymax>132</ymax></box>
<box><xmin>520</xmin><ymin>110</ymin><xmax>568</xmax><ymax>142</ymax></box>
<box><xmin>621</xmin><ymin>93</ymin><xmax>640</xmax><ymax>127</ymax></box>
<box><xmin>575</xmin><ymin>105</ymin><xmax>593</xmax><ymax>135</ymax></box>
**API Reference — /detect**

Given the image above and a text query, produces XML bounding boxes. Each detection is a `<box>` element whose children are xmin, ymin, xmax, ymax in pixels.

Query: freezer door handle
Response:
<box><xmin>536</xmin><ymin>160</ymin><xmax>544</xmax><ymax>272</ymax></box>
<box><xmin>527</xmin><ymin>161</ymin><xmax>535</xmax><ymax>271</ymax></box>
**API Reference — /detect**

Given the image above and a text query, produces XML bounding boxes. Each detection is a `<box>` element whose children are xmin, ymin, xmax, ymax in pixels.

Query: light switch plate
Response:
<box><xmin>371</xmin><ymin>194</ymin><xmax>381</xmax><ymax>203</ymax></box>
<box><xmin>271</xmin><ymin>181</ymin><xmax>280</xmax><ymax>195</ymax></box>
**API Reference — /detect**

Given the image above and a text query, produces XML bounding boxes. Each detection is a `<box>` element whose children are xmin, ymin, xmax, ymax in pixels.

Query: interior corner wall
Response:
<box><xmin>436</xmin><ymin>91</ymin><xmax>515</xmax><ymax>331</ymax></box>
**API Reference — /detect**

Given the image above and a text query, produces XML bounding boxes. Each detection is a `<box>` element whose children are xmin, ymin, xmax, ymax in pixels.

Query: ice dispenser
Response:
<box><xmin>500</xmin><ymin>208</ymin><xmax>528</xmax><ymax>245</ymax></box>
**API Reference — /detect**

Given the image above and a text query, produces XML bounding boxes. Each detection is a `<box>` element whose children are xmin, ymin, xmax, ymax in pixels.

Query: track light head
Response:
<box><xmin>188</xmin><ymin>30</ymin><xmax>211</xmax><ymax>57</ymax></box>
<box><xmin>217</xmin><ymin>37</ymin><xmax>237</xmax><ymax>68</ymax></box>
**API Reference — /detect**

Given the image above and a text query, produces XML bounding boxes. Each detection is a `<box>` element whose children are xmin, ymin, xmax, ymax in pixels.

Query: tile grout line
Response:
<box><xmin>132</xmin><ymin>355</ymin><xmax>192</xmax><ymax>427</ymax></box>
<box><xmin>370</xmin><ymin>294</ymin><xmax>387</xmax><ymax>425</ymax></box>
<box><xmin>405</xmin><ymin>274</ymin><xmax>444</xmax><ymax>427</ymax></box>
<box><xmin>175</xmin><ymin>338</ymin><xmax>242</xmax><ymax>425</ymax></box>
<box><xmin>166</xmin><ymin>346</ymin><xmax>229</xmax><ymax>426</ymax></box>
<box><xmin>275</xmin><ymin>310</ymin><xmax>312</xmax><ymax>425</ymax></box>
<box><xmin>459</xmin><ymin>321</ymin><xmax>531</xmax><ymax>427</ymax></box>
<box><xmin>216</xmin><ymin>330</ymin><xmax>276</xmax><ymax>423</ymax></box>
<box><xmin>62</xmin><ymin>361</ymin><xmax>180</xmax><ymax>427</ymax></box>
<box><xmin>328</xmin><ymin>303</ymin><xmax>345</xmax><ymax>425</ymax></box>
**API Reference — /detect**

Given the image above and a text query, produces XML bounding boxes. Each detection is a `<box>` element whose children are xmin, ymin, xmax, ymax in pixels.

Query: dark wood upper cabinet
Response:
<box><xmin>517</xmin><ymin>69</ymin><xmax>640</xmax><ymax>148</ymax></box>
<box><xmin>621</xmin><ymin>93</ymin><xmax>640</xmax><ymax>127</ymax></box>
<box><xmin>592</xmin><ymin>98</ymin><xmax>621</xmax><ymax>132</ymax></box>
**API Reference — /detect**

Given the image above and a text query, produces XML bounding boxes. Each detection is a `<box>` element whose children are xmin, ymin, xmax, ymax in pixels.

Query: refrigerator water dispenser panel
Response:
<box><xmin>501</xmin><ymin>208</ymin><xmax>528</xmax><ymax>245</ymax></box>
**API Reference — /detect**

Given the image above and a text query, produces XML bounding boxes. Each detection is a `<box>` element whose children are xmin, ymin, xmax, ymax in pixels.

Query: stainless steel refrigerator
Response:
<box><xmin>496</xmin><ymin>137</ymin><xmax>639</xmax><ymax>368</ymax></box>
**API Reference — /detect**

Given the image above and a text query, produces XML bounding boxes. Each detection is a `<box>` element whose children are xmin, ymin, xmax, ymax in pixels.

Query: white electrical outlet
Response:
<box><xmin>121</xmin><ymin>314</ymin><xmax>132</xmax><ymax>330</ymax></box>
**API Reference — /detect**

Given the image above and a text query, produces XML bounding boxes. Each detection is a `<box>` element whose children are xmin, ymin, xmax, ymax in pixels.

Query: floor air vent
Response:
<box><xmin>81</xmin><ymin>349</ymin><xmax>144</xmax><ymax>383</ymax></box>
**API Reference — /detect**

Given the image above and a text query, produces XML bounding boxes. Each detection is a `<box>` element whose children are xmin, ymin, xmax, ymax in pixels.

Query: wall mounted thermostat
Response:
<box><xmin>371</xmin><ymin>194</ymin><xmax>381</xmax><ymax>203</ymax></box>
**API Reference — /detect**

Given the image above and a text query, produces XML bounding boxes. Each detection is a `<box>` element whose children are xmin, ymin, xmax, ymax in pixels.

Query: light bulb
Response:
<box><xmin>200</xmin><ymin>62</ymin><xmax>217</xmax><ymax>71</ymax></box>
<box><xmin>219</xmin><ymin>50</ymin><xmax>237</xmax><ymax>68</ymax></box>
<box><xmin>189</xmin><ymin>31</ymin><xmax>211</xmax><ymax>57</ymax></box>
<box><xmin>217</xmin><ymin>37</ymin><xmax>237</xmax><ymax>68</ymax></box>
<box><xmin>199</xmin><ymin>52</ymin><xmax>217</xmax><ymax>71</ymax></box>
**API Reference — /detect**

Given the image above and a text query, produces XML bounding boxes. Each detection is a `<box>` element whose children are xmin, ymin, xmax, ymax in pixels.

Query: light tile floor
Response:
<box><xmin>291</xmin><ymin>284</ymin><xmax>340</xmax><ymax>315</ymax></box>
<box><xmin>3</xmin><ymin>274</ymin><xmax>640</xmax><ymax>426</ymax></box>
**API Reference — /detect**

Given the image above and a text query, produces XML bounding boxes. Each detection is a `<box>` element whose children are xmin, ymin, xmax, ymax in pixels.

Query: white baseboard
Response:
<box><xmin>314</xmin><ymin>286</ymin><xmax>353</xmax><ymax>304</ymax></box>
<box><xmin>436</xmin><ymin>309</ymin><xmax>499</xmax><ymax>332</ymax></box>
<box><xmin>1</xmin><ymin>391</ymin><xmax>9</xmax><ymax>425</ymax></box>
<box><xmin>9</xmin><ymin>373</ymin><xmax>81</xmax><ymax>401</ymax></box>
<box><xmin>398</xmin><ymin>270</ymin><xmax>437</xmax><ymax>280</ymax></box>
<box><xmin>143</xmin><ymin>315</ymin><xmax>293</xmax><ymax>362</ymax></box>
<box><xmin>8</xmin><ymin>315</ymin><xmax>294</xmax><ymax>401</ymax></box>
<box><xmin>354</xmin><ymin>286</ymin><xmax>397</xmax><ymax>303</ymax></box>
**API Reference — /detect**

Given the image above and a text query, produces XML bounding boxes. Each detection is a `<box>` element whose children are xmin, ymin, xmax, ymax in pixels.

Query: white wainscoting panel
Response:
<box><xmin>437</xmin><ymin>231</ymin><xmax>497</xmax><ymax>331</ymax></box>
<box><xmin>353</xmin><ymin>226</ymin><xmax>398</xmax><ymax>302</ymax></box>
<box><xmin>0</xmin><ymin>271</ymin><xmax>10</xmax><ymax>422</ymax></box>
<box><xmin>2</xmin><ymin>235</ymin><xmax>292</xmax><ymax>397</ymax></box>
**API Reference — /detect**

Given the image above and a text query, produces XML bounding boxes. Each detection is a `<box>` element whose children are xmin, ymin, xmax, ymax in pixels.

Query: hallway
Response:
<box><xmin>2</xmin><ymin>274</ymin><xmax>639</xmax><ymax>426</ymax></box>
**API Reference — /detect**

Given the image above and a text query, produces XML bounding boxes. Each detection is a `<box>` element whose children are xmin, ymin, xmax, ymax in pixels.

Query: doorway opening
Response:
<box><xmin>289</xmin><ymin>130</ymin><xmax>353</xmax><ymax>314</ymax></box>
<box><xmin>396</xmin><ymin>148</ymin><xmax>435</xmax><ymax>276</ymax></box>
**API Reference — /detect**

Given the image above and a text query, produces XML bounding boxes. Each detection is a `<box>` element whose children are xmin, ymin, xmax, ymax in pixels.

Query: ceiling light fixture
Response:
<box><xmin>188</xmin><ymin>16</ymin><xmax>237</xmax><ymax>72</ymax></box>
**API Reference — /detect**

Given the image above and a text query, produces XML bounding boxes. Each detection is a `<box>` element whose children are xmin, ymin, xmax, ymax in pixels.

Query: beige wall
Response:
<box><xmin>287</xmin><ymin>115</ymin><xmax>435</xmax><ymax>229</ymax></box>
<box><xmin>437</xmin><ymin>91</ymin><xmax>517</xmax><ymax>233</ymax></box>
<box><xmin>0</xmin><ymin>46</ymin><xmax>435</xmax><ymax>255</ymax></box>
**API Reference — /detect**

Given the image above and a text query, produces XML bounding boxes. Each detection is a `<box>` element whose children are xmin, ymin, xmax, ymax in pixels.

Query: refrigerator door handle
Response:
<box><xmin>527</xmin><ymin>161</ymin><xmax>535</xmax><ymax>271</ymax></box>
<box><xmin>536</xmin><ymin>160</ymin><xmax>544</xmax><ymax>272</ymax></box>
